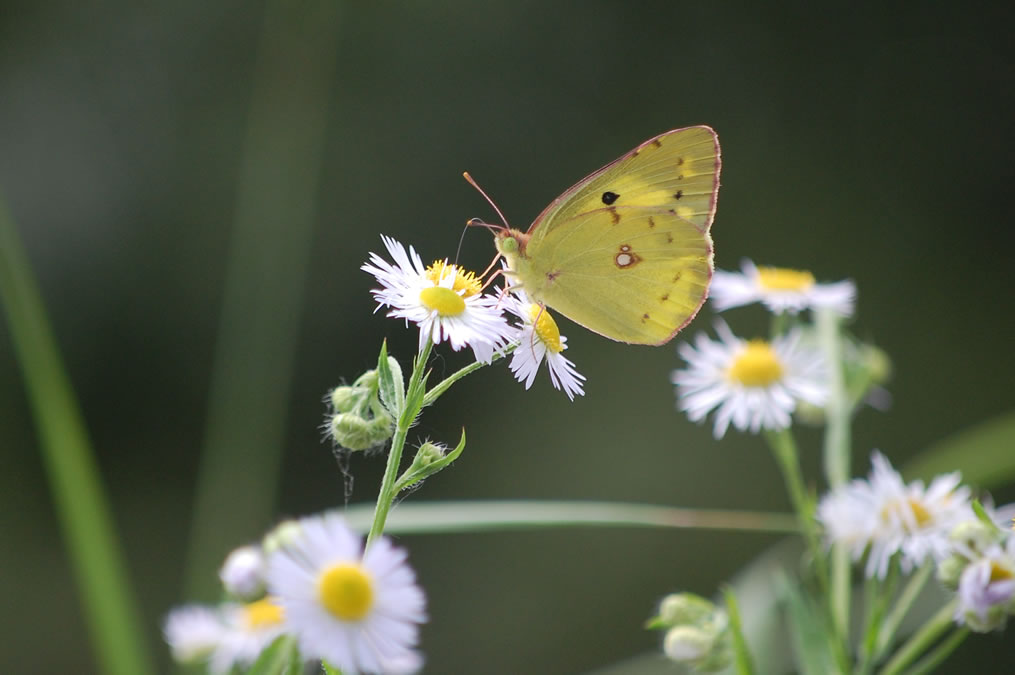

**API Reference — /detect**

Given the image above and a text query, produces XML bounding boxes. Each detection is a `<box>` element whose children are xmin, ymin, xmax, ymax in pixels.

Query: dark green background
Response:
<box><xmin>2</xmin><ymin>2</ymin><xmax>1013</xmax><ymax>673</ymax></box>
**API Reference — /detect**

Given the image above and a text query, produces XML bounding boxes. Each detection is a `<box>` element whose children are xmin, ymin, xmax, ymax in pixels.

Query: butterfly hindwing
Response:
<box><xmin>523</xmin><ymin>206</ymin><xmax>713</xmax><ymax>345</ymax></box>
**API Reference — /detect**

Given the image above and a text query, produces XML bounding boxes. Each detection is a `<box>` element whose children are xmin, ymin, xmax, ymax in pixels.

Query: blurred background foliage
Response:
<box><xmin>2</xmin><ymin>2</ymin><xmax>1014</xmax><ymax>673</ymax></box>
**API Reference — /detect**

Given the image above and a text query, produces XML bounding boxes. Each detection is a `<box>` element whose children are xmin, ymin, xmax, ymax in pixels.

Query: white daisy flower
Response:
<box><xmin>164</xmin><ymin>605</ymin><xmax>225</xmax><ymax>665</ymax></box>
<box><xmin>817</xmin><ymin>451</ymin><xmax>973</xmax><ymax>579</ymax></box>
<box><xmin>710</xmin><ymin>258</ymin><xmax>856</xmax><ymax>316</ymax></box>
<box><xmin>362</xmin><ymin>235</ymin><xmax>512</xmax><ymax>362</ymax></box>
<box><xmin>672</xmin><ymin>321</ymin><xmax>828</xmax><ymax>438</ymax></box>
<box><xmin>164</xmin><ymin>598</ymin><xmax>287</xmax><ymax>674</ymax></box>
<box><xmin>266</xmin><ymin>512</ymin><xmax>427</xmax><ymax>674</ymax></box>
<box><xmin>955</xmin><ymin>537</ymin><xmax>1015</xmax><ymax>632</ymax></box>
<box><xmin>504</xmin><ymin>290</ymin><xmax>585</xmax><ymax>401</ymax></box>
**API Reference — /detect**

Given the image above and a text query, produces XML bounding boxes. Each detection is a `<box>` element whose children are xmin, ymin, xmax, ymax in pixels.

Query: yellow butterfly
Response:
<box><xmin>487</xmin><ymin>126</ymin><xmax>721</xmax><ymax>345</ymax></box>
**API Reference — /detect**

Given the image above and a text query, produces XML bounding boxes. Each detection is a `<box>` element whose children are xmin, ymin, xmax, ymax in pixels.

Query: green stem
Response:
<box><xmin>876</xmin><ymin>600</ymin><xmax>957</xmax><ymax>675</ymax></box>
<box><xmin>817</xmin><ymin>307</ymin><xmax>852</xmax><ymax>654</ymax></box>
<box><xmin>0</xmin><ymin>201</ymin><xmax>154</xmax><ymax>675</ymax></box>
<box><xmin>875</xmin><ymin>563</ymin><xmax>933</xmax><ymax>658</ymax></box>
<box><xmin>817</xmin><ymin>307</ymin><xmax>850</xmax><ymax>488</ymax></box>
<box><xmin>857</xmin><ymin>564</ymin><xmax>899</xmax><ymax>675</ymax></box>
<box><xmin>766</xmin><ymin>429</ymin><xmax>850</xmax><ymax>671</ymax></box>
<box><xmin>421</xmin><ymin>342</ymin><xmax>515</xmax><ymax>408</ymax></box>
<box><xmin>766</xmin><ymin>430</ymin><xmax>825</xmax><ymax>583</ymax></box>
<box><xmin>830</xmin><ymin>543</ymin><xmax>851</xmax><ymax>658</ymax></box>
<box><xmin>899</xmin><ymin>627</ymin><xmax>968</xmax><ymax>675</ymax></box>
<box><xmin>366</xmin><ymin>338</ymin><xmax>433</xmax><ymax>547</ymax></box>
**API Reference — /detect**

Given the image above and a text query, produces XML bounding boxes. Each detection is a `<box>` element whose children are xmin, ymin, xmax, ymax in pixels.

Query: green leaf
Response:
<box><xmin>246</xmin><ymin>634</ymin><xmax>299</xmax><ymax>675</ymax></box>
<box><xmin>905</xmin><ymin>409</ymin><xmax>1015</xmax><ymax>488</ymax></box>
<box><xmin>376</xmin><ymin>341</ymin><xmax>404</xmax><ymax>416</ymax></box>
<box><xmin>723</xmin><ymin>586</ymin><xmax>756</xmax><ymax>675</ymax></box>
<box><xmin>0</xmin><ymin>200</ymin><xmax>155</xmax><ymax>675</ymax></box>
<box><xmin>393</xmin><ymin>429</ymin><xmax>467</xmax><ymax>493</ymax></box>
<box><xmin>339</xmin><ymin>500</ymin><xmax>797</xmax><ymax>535</ymax></box>
<box><xmin>778</xmin><ymin>573</ymin><xmax>836</xmax><ymax>675</ymax></box>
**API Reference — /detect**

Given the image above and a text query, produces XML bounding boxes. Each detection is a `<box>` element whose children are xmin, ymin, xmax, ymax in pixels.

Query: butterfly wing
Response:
<box><xmin>528</xmin><ymin>125</ymin><xmax>720</xmax><ymax>246</ymax></box>
<box><xmin>518</xmin><ymin>126</ymin><xmax>720</xmax><ymax>345</ymax></box>
<box><xmin>520</xmin><ymin>207</ymin><xmax>713</xmax><ymax>344</ymax></box>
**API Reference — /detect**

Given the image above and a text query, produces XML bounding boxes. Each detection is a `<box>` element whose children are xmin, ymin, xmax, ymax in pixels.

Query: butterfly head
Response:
<box><xmin>494</xmin><ymin>228</ymin><xmax>529</xmax><ymax>259</ymax></box>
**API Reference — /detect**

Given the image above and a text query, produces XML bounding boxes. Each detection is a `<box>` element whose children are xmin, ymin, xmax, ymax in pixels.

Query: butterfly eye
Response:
<box><xmin>601</xmin><ymin>191</ymin><xmax>619</xmax><ymax>205</ymax></box>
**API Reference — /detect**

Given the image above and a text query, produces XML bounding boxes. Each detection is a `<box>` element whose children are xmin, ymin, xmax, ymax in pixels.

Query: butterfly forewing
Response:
<box><xmin>528</xmin><ymin>126</ymin><xmax>721</xmax><ymax>247</ymax></box>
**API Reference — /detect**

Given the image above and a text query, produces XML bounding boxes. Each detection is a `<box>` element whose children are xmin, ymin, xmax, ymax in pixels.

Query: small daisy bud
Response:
<box><xmin>219</xmin><ymin>546</ymin><xmax>266</xmax><ymax>600</ymax></box>
<box><xmin>663</xmin><ymin>624</ymin><xmax>731</xmax><ymax>672</ymax></box>
<box><xmin>861</xmin><ymin>344</ymin><xmax>892</xmax><ymax>384</ymax></box>
<box><xmin>368</xmin><ymin>409</ymin><xmax>394</xmax><ymax>443</ymax></box>
<box><xmin>663</xmin><ymin>625</ymin><xmax>713</xmax><ymax>661</ymax></box>
<box><xmin>949</xmin><ymin>519</ymin><xmax>1004</xmax><ymax>557</ymax></box>
<box><xmin>937</xmin><ymin>554</ymin><xmax>967</xmax><ymax>590</ymax></box>
<box><xmin>262</xmin><ymin>519</ymin><xmax>303</xmax><ymax>554</ymax></box>
<box><xmin>330</xmin><ymin>413</ymin><xmax>376</xmax><ymax>451</ymax></box>
<box><xmin>656</xmin><ymin>592</ymin><xmax>717</xmax><ymax>627</ymax></box>
<box><xmin>329</xmin><ymin>386</ymin><xmax>362</xmax><ymax>413</ymax></box>
<box><xmin>413</xmin><ymin>441</ymin><xmax>445</xmax><ymax>467</ymax></box>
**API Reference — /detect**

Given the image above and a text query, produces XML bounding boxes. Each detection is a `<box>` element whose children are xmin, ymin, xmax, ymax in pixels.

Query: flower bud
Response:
<box><xmin>663</xmin><ymin>625</ymin><xmax>730</xmax><ymax>671</ymax></box>
<box><xmin>937</xmin><ymin>554</ymin><xmax>966</xmax><ymax>590</ymax></box>
<box><xmin>329</xmin><ymin>385</ymin><xmax>363</xmax><ymax>413</ymax></box>
<box><xmin>413</xmin><ymin>441</ymin><xmax>445</xmax><ymax>467</ymax></box>
<box><xmin>656</xmin><ymin>592</ymin><xmax>716</xmax><ymax>627</ymax></box>
<box><xmin>331</xmin><ymin>412</ymin><xmax>377</xmax><ymax>451</ymax></box>
<box><xmin>219</xmin><ymin>545</ymin><xmax>265</xmax><ymax>600</ymax></box>
<box><xmin>262</xmin><ymin>519</ymin><xmax>302</xmax><ymax>554</ymax></box>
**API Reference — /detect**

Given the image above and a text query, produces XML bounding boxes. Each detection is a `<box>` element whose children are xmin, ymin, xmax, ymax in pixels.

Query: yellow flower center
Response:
<box><xmin>757</xmin><ymin>266</ymin><xmax>815</xmax><ymax>292</ymax></box>
<box><xmin>989</xmin><ymin>561</ymin><xmax>1014</xmax><ymax>584</ymax></box>
<box><xmin>526</xmin><ymin>305</ymin><xmax>563</xmax><ymax>353</ymax></box>
<box><xmin>727</xmin><ymin>340</ymin><xmax>783</xmax><ymax>387</ymax></box>
<box><xmin>880</xmin><ymin>498</ymin><xmax>932</xmax><ymax>530</ymax></box>
<box><xmin>426</xmin><ymin>261</ymin><xmax>482</xmax><ymax>297</ymax></box>
<box><xmin>242</xmin><ymin>597</ymin><xmax>285</xmax><ymax>629</ymax></box>
<box><xmin>419</xmin><ymin>286</ymin><xmax>465</xmax><ymax>316</ymax></box>
<box><xmin>318</xmin><ymin>563</ymin><xmax>374</xmax><ymax>621</ymax></box>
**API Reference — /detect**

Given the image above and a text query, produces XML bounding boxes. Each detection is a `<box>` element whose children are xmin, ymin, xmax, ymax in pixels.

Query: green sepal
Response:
<box><xmin>376</xmin><ymin>341</ymin><xmax>404</xmax><ymax>417</ymax></box>
<box><xmin>971</xmin><ymin>499</ymin><xmax>1000</xmax><ymax>531</ymax></box>
<box><xmin>394</xmin><ymin>429</ymin><xmax>466</xmax><ymax>493</ymax></box>
<box><xmin>246</xmin><ymin>634</ymin><xmax>300</xmax><ymax>675</ymax></box>
<box><xmin>322</xmin><ymin>661</ymin><xmax>343</xmax><ymax>675</ymax></box>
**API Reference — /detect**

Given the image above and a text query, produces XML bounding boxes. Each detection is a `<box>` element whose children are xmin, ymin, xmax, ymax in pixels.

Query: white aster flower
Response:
<box><xmin>817</xmin><ymin>451</ymin><xmax>973</xmax><ymax>579</ymax></box>
<box><xmin>362</xmin><ymin>235</ymin><xmax>511</xmax><ymax>362</ymax></box>
<box><xmin>710</xmin><ymin>258</ymin><xmax>856</xmax><ymax>316</ymax></box>
<box><xmin>164</xmin><ymin>598</ymin><xmax>287</xmax><ymax>674</ymax></box>
<box><xmin>504</xmin><ymin>290</ymin><xmax>585</xmax><ymax>401</ymax></box>
<box><xmin>267</xmin><ymin>512</ymin><xmax>427</xmax><ymax>674</ymax></box>
<box><xmin>672</xmin><ymin>321</ymin><xmax>828</xmax><ymax>438</ymax></box>
<box><xmin>955</xmin><ymin>536</ymin><xmax>1015</xmax><ymax>632</ymax></box>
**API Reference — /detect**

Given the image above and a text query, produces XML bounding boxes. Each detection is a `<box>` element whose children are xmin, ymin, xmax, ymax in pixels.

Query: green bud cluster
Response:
<box><xmin>327</xmin><ymin>363</ymin><xmax>397</xmax><ymax>452</ymax></box>
<box><xmin>647</xmin><ymin>592</ymin><xmax>731</xmax><ymax>672</ymax></box>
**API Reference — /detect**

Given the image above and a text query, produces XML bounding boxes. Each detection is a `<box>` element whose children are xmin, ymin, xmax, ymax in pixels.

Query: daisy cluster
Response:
<box><xmin>671</xmin><ymin>258</ymin><xmax>857</xmax><ymax>438</ymax></box>
<box><xmin>362</xmin><ymin>235</ymin><xmax>584</xmax><ymax>400</ymax></box>
<box><xmin>818</xmin><ymin>452</ymin><xmax>974</xmax><ymax>579</ymax></box>
<box><xmin>165</xmin><ymin>513</ymin><xmax>426</xmax><ymax>674</ymax></box>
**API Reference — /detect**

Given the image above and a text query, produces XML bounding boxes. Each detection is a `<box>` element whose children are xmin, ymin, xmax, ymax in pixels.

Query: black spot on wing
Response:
<box><xmin>601</xmin><ymin>191</ymin><xmax>619</xmax><ymax>205</ymax></box>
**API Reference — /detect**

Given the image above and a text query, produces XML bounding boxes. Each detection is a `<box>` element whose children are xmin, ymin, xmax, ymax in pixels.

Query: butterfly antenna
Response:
<box><xmin>453</xmin><ymin>222</ymin><xmax>470</xmax><ymax>266</ymax></box>
<box><xmin>463</xmin><ymin>172</ymin><xmax>511</xmax><ymax>230</ymax></box>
